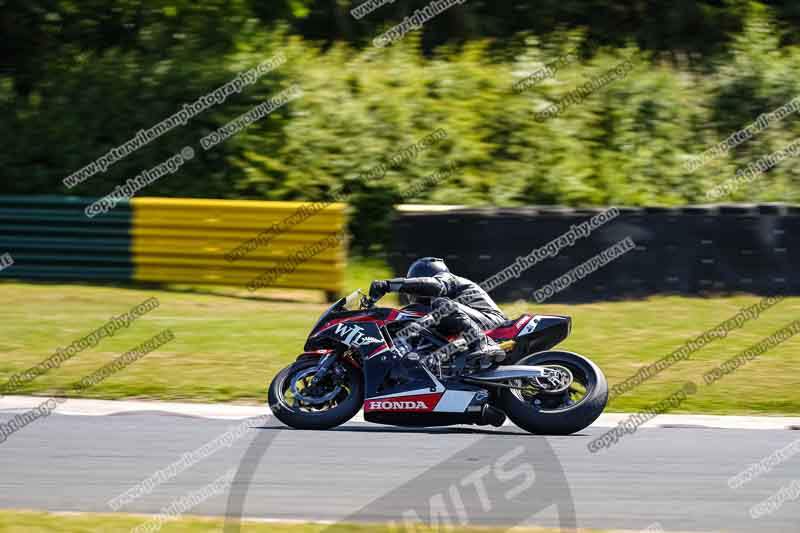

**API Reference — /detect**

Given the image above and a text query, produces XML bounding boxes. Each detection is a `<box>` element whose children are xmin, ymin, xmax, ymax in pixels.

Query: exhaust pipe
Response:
<box><xmin>476</xmin><ymin>404</ymin><xmax>507</xmax><ymax>427</ymax></box>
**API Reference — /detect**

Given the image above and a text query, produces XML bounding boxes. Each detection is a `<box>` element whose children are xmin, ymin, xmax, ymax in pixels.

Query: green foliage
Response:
<box><xmin>2</xmin><ymin>5</ymin><xmax>800</xmax><ymax>250</ymax></box>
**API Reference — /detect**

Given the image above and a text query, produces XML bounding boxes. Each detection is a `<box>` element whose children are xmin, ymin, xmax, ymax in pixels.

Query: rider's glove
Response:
<box><xmin>369</xmin><ymin>280</ymin><xmax>390</xmax><ymax>300</ymax></box>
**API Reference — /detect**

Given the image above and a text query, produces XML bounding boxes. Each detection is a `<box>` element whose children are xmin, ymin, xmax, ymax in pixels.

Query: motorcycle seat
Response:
<box><xmin>494</xmin><ymin>317</ymin><xmax>520</xmax><ymax>329</ymax></box>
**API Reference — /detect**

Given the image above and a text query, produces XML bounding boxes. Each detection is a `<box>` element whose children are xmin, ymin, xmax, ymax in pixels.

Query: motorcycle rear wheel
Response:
<box><xmin>498</xmin><ymin>350</ymin><xmax>608</xmax><ymax>435</ymax></box>
<box><xmin>268</xmin><ymin>357</ymin><xmax>363</xmax><ymax>430</ymax></box>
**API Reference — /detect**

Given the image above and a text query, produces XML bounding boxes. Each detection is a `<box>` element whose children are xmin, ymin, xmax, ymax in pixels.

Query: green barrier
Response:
<box><xmin>0</xmin><ymin>195</ymin><xmax>133</xmax><ymax>282</ymax></box>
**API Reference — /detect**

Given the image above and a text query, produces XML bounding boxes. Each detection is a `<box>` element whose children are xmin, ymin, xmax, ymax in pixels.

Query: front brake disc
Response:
<box><xmin>290</xmin><ymin>367</ymin><xmax>343</xmax><ymax>405</ymax></box>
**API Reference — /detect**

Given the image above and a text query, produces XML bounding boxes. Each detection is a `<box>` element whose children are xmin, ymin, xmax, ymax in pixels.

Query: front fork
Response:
<box><xmin>309</xmin><ymin>352</ymin><xmax>339</xmax><ymax>387</ymax></box>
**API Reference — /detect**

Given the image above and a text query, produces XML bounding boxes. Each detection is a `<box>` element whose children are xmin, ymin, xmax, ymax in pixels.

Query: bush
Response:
<box><xmin>2</xmin><ymin>11</ymin><xmax>800</xmax><ymax>250</ymax></box>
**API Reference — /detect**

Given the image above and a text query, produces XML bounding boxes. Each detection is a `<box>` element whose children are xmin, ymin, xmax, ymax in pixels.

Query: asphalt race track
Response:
<box><xmin>0</xmin><ymin>410</ymin><xmax>798</xmax><ymax>532</ymax></box>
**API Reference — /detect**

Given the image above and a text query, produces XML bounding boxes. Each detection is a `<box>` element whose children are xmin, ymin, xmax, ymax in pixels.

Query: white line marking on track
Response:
<box><xmin>1</xmin><ymin>395</ymin><xmax>798</xmax><ymax>429</ymax></box>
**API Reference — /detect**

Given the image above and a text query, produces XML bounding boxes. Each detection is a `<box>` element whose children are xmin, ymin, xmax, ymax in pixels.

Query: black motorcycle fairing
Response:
<box><xmin>306</xmin><ymin>319</ymin><xmax>389</xmax><ymax>354</ymax></box>
<box><xmin>305</xmin><ymin>307</ymin><xmax>400</xmax><ymax>352</ymax></box>
<box><xmin>505</xmin><ymin>315</ymin><xmax>572</xmax><ymax>365</ymax></box>
<box><xmin>363</xmin><ymin>353</ymin><xmax>439</xmax><ymax>398</ymax></box>
<box><xmin>308</xmin><ymin>318</ymin><xmax>445</xmax><ymax>402</ymax></box>
<box><xmin>305</xmin><ymin>297</ymin><xmax>347</xmax><ymax>343</ymax></box>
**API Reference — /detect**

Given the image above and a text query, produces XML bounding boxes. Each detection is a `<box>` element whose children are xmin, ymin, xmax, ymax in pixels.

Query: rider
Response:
<box><xmin>369</xmin><ymin>257</ymin><xmax>507</xmax><ymax>369</ymax></box>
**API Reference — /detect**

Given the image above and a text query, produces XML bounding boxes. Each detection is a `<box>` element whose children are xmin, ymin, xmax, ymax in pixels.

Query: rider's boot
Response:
<box><xmin>463</xmin><ymin>323</ymin><xmax>506</xmax><ymax>369</ymax></box>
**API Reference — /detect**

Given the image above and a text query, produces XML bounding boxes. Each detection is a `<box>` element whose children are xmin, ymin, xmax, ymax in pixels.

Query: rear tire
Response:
<box><xmin>268</xmin><ymin>357</ymin><xmax>363</xmax><ymax>430</ymax></box>
<box><xmin>498</xmin><ymin>351</ymin><xmax>607</xmax><ymax>435</ymax></box>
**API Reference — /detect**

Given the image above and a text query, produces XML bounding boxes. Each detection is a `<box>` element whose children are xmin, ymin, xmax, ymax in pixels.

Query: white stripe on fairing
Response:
<box><xmin>421</xmin><ymin>365</ymin><xmax>447</xmax><ymax>392</ymax></box>
<box><xmin>366</xmin><ymin>346</ymin><xmax>390</xmax><ymax>359</ymax></box>
<box><xmin>434</xmin><ymin>390</ymin><xmax>477</xmax><ymax>413</ymax></box>
<box><xmin>369</xmin><ymin>388</ymin><xmax>440</xmax><ymax>400</ymax></box>
<box><xmin>518</xmin><ymin>315</ymin><xmax>565</xmax><ymax>336</ymax></box>
<box><xmin>517</xmin><ymin>318</ymin><xmax>539</xmax><ymax>336</ymax></box>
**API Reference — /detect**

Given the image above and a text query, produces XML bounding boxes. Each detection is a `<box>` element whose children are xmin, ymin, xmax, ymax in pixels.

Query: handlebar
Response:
<box><xmin>360</xmin><ymin>294</ymin><xmax>376</xmax><ymax>309</ymax></box>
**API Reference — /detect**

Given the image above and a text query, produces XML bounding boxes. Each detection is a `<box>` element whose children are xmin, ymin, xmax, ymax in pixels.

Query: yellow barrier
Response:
<box><xmin>131</xmin><ymin>198</ymin><xmax>347</xmax><ymax>299</ymax></box>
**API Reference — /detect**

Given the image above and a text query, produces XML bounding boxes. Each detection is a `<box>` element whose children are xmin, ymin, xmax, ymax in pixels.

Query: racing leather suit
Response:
<box><xmin>373</xmin><ymin>272</ymin><xmax>508</xmax><ymax>367</ymax></box>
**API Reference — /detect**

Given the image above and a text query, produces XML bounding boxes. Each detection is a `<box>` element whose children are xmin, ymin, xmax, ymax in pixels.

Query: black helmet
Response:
<box><xmin>407</xmin><ymin>257</ymin><xmax>449</xmax><ymax>278</ymax></box>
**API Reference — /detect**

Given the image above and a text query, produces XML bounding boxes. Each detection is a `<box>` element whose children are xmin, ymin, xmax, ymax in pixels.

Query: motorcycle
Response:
<box><xmin>268</xmin><ymin>290</ymin><xmax>608</xmax><ymax>434</ymax></box>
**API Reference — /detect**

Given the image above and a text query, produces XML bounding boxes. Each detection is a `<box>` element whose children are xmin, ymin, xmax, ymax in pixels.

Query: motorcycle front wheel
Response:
<box><xmin>268</xmin><ymin>356</ymin><xmax>363</xmax><ymax>430</ymax></box>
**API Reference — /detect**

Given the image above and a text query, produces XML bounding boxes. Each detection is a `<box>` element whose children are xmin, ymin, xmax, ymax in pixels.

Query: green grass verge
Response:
<box><xmin>0</xmin><ymin>510</ymin><xmax>631</xmax><ymax>533</ymax></box>
<box><xmin>0</xmin><ymin>259</ymin><xmax>798</xmax><ymax>414</ymax></box>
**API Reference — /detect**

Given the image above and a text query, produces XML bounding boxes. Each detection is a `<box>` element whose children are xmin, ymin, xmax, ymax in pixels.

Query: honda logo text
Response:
<box><xmin>368</xmin><ymin>400</ymin><xmax>429</xmax><ymax>410</ymax></box>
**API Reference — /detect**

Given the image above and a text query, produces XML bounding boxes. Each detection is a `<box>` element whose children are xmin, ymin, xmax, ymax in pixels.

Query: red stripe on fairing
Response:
<box><xmin>317</xmin><ymin>308</ymin><xmax>415</xmax><ymax>333</ymax></box>
<box><xmin>318</xmin><ymin>315</ymin><xmax>383</xmax><ymax>333</ymax></box>
<box><xmin>515</xmin><ymin>315</ymin><xmax>533</xmax><ymax>329</ymax></box>
<box><xmin>487</xmin><ymin>327</ymin><xmax>515</xmax><ymax>340</ymax></box>
<box><xmin>366</xmin><ymin>344</ymin><xmax>389</xmax><ymax>358</ymax></box>
<box><xmin>486</xmin><ymin>315</ymin><xmax>532</xmax><ymax>340</ymax></box>
<box><xmin>364</xmin><ymin>393</ymin><xmax>443</xmax><ymax>412</ymax></box>
<box><xmin>298</xmin><ymin>349</ymin><xmax>361</xmax><ymax>368</ymax></box>
<box><xmin>301</xmin><ymin>350</ymin><xmax>333</xmax><ymax>357</ymax></box>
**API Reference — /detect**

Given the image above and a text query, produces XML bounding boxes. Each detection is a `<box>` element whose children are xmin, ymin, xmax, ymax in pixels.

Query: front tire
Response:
<box><xmin>268</xmin><ymin>357</ymin><xmax>363</xmax><ymax>430</ymax></box>
<box><xmin>498</xmin><ymin>350</ymin><xmax>607</xmax><ymax>435</ymax></box>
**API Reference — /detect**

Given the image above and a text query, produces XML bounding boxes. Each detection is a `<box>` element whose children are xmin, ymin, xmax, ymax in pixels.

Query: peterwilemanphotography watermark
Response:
<box><xmin>84</xmin><ymin>147</ymin><xmax>195</xmax><ymax>218</ymax></box>
<box><xmin>132</xmin><ymin>469</ymin><xmax>237</xmax><ymax>533</ymax></box>
<box><xmin>0</xmin><ymin>330</ymin><xmax>174</xmax><ymax>445</ymax></box>
<box><xmin>0</xmin><ymin>297</ymin><xmax>161</xmax><ymax>396</ymax></box>
<box><xmin>109</xmin><ymin>415</ymin><xmax>271</xmax><ymax>511</ymax></box>
<box><xmin>685</xmin><ymin>95</ymin><xmax>800</xmax><ymax>173</ymax></box>
<box><xmin>610</xmin><ymin>296</ymin><xmax>784</xmax><ymax>400</ymax></box>
<box><xmin>351</xmin><ymin>0</ymin><xmax>396</xmax><ymax>20</ymax></box>
<box><xmin>706</xmin><ymin>138</ymin><xmax>800</xmax><ymax>200</ymax></box>
<box><xmin>62</xmin><ymin>54</ymin><xmax>286</xmax><ymax>189</ymax></box>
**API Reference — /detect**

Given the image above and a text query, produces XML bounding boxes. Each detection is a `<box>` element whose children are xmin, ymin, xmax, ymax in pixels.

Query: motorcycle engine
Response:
<box><xmin>392</xmin><ymin>331</ymin><xmax>444</xmax><ymax>377</ymax></box>
<box><xmin>390</xmin><ymin>321</ymin><xmax>482</xmax><ymax>379</ymax></box>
